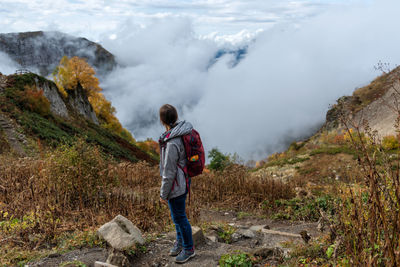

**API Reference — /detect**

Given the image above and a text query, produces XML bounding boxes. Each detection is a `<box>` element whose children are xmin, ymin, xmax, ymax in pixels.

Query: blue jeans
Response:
<box><xmin>168</xmin><ymin>193</ymin><xmax>193</xmax><ymax>251</ymax></box>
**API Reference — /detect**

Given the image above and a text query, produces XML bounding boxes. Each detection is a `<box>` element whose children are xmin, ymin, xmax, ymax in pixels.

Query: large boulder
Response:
<box><xmin>98</xmin><ymin>215</ymin><xmax>145</xmax><ymax>251</ymax></box>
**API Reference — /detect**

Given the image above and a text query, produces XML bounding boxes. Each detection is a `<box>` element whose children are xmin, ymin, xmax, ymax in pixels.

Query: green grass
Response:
<box><xmin>237</xmin><ymin>211</ymin><xmax>252</xmax><ymax>220</ymax></box>
<box><xmin>19</xmin><ymin>111</ymin><xmax>74</xmax><ymax>146</ymax></box>
<box><xmin>265</xmin><ymin>156</ymin><xmax>310</xmax><ymax>168</ymax></box>
<box><xmin>219</xmin><ymin>252</ymin><xmax>253</xmax><ymax>267</ymax></box>
<box><xmin>17</xmin><ymin>111</ymin><xmax>140</xmax><ymax>162</ymax></box>
<box><xmin>59</xmin><ymin>261</ymin><xmax>87</xmax><ymax>267</ymax></box>
<box><xmin>250</xmin><ymin>156</ymin><xmax>310</xmax><ymax>172</ymax></box>
<box><xmin>309</xmin><ymin>146</ymin><xmax>357</xmax><ymax>157</ymax></box>
<box><xmin>271</xmin><ymin>194</ymin><xmax>336</xmax><ymax>221</ymax></box>
<box><xmin>217</xmin><ymin>225</ymin><xmax>236</xmax><ymax>244</ymax></box>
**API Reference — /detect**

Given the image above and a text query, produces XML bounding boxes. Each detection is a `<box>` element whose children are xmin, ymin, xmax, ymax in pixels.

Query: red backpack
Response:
<box><xmin>181</xmin><ymin>129</ymin><xmax>205</xmax><ymax>177</ymax></box>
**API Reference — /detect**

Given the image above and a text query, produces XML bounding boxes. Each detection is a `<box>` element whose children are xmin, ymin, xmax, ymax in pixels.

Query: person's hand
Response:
<box><xmin>160</xmin><ymin>197</ymin><xmax>168</xmax><ymax>205</ymax></box>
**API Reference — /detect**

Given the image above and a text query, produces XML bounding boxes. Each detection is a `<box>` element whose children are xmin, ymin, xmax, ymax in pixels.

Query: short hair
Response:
<box><xmin>159</xmin><ymin>104</ymin><xmax>178</xmax><ymax>127</ymax></box>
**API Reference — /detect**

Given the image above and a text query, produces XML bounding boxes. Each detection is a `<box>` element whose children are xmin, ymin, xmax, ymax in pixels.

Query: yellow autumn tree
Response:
<box><xmin>53</xmin><ymin>56</ymin><xmax>135</xmax><ymax>143</ymax></box>
<box><xmin>53</xmin><ymin>56</ymin><xmax>101</xmax><ymax>98</ymax></box>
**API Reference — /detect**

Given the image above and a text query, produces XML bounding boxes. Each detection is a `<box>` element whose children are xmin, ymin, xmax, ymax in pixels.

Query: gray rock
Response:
<box><xmin>68</xmin><ymin>85</ymin><xmax>99</xmax><ymax>124</ymax></box>
<box><xmin>231</xmin><ymin>232</ymin><xmax>242</xmax><ymax>242</ymax></box>
<box><xmin>206</xmin><ymin>235</ymin><xmax>218</xmax><ymax>242</ymax></box>
<box><xmin>39</xmin><ymin>78</ymin><xmax>69</xmax><ymax>118</ymax></box>
<box><xmin>237</xmin><ymin>229</ymin><xmax>255</xmax><ymax>239</ymax></box>
<box><xmin>261</xmin><ymin>229</ymin><xmax>302</xmax><ymax>239</ymax></box>
<box><xmin>249</xmin><ymin>225</ymin><xmax>266</xmax><ymax>232</ymax></box>
<box><xmin>98</xmin><ymin>215</ymin><xmax>144</xmax><ymax>251</ymax></box>
<box><xmin>192</xmin><ymin>226</ymin><xmax>205</xmax><ymax>246</ymax></box>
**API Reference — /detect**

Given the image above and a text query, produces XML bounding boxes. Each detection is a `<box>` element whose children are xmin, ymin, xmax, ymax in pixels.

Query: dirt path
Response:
<box><xmin>134</xmin><ymin>210</ymin><xmax>320</xmax><ymax>266</ymax></box>
<box><xmin>29</xmin><ymin>210</ymin><xmax>322</xmax><ymax>267</ymax></box>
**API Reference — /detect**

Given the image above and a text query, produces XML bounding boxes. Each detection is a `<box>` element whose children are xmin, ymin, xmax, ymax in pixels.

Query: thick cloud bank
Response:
<box><xmin>0</xmin><ymin>52</ymin><xmax>18</xmax><ymax>75</ymax></box>
<box><xmin>102</xmin><ymin>0</ymin><xmax>400</xmax><ymax>160</ymax></box>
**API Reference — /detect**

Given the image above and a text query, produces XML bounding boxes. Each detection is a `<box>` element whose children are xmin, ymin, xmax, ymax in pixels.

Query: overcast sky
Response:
<box><xmin>0</xmin><ymin>0</ymin><xmax>361</xmax><ymax>43</ymax></box>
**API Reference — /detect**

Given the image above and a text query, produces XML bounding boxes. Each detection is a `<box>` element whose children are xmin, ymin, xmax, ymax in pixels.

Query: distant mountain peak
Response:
<box><xmin>0</xmin><ymin>31</ymin><xmax>116</xmax><ymax>76</ymax></box>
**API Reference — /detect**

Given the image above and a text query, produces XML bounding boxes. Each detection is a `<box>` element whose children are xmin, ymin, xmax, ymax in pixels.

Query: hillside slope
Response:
<box><xmin>324</xmin><ymin>66</ymin><xmax>400</xmax><ymax>137</ymax></box>
<box><xmin>253</xmin><ymin>67</ymin><xmax>400</xmax><ymax>187</ymax></box>
<box><xmin>0</xmin><ymin>72</ymin><xmax>157</xmax><ymax>164</ymax></box>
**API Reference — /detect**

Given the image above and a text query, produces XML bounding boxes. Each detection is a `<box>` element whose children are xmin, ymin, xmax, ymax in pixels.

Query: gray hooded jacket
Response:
<box><xmin>159</xmin><ymin>121</ymin><xmax>193</xmax><ymax>200</ymax></box>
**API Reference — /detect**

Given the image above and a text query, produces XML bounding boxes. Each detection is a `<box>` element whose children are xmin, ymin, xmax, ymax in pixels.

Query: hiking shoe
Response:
<box><xmin>169</xmin><ymin>241</ymin><xmax>183</xmax><ymax>256</ymax></box>
<box><xmin>175</xmin><ymin>249</ymin><xmax>195</xmax><ymax>263</ymax></box>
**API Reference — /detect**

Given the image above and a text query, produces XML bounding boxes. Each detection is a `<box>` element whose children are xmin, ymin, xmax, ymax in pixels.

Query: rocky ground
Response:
<box><xmin>29</xmin><ymin>210</ymin><xmax>322</xmax><ymax>267</ymax></box>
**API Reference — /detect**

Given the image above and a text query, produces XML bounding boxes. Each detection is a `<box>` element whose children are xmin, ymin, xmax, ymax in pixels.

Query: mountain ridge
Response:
<box><xmin>0</xmin><ymin>31</ymin><xmax>116</xmax><ymax>76</ymax></box>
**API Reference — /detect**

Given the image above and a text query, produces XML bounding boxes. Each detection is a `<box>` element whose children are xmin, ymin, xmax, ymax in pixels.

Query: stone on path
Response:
<box><xmin>192</xmin><ymin>226</ymin><xmax>205</xmax><ymax>246</ymax></box>
<box><xmin>98</xmin><ymin>215</ymin><xmax>145</xmax><ymax>250</ymax></box>
<box><xmin>249</xmin><ymin>225</ymin><xmax>302</xmax><ymax>239</ymax></box>
<box><xmin>231</xmin><ymin>232</ymin><xmax>242</xmax><ymax>242</ymax></box>
<box><xmin>262</xmin><ymin>229</ymin><xmax>302</xmax><ymax>239</ymax></box>
<box><xmin>166</xmin><ymin>226</ymin><xmax>206</xmax><ymax>246</ymax></box>
<box><xmin>237</xmin><ymin>229</ymin><xmax>255</xmax><ymax>239</ymax></box>
<box><xmin>249</xmin><ymin>225</ymin><xmax>265</xmax><ymax>232</ymax></box>
<box><xmin>206</xmin><ymin>235</ymin><xmax>218</xmax><ymax>242</ymax></box>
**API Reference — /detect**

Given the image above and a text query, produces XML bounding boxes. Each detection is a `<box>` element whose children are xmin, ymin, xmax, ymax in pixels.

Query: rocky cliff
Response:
<box><xmin>0</xmin><ymin>31</ymin><xmax>116</xmax><ymax>76</ymax></box>
<box><xmin>9</xmin><ymin>72</ymin><xmax>99</xmax><ymax>124</ymax></box>
<box><xmin>32</xmin><ymin>75</ymin><xmax>99</xmax><ymax>124</ymax></box>
<box><xmin>0</xmin><ymin>72</ymin><xmax>156</xmax><ymax>163</ymax></box>
<box><xmin>324</xmin><ymin>67</ymin><xmax>400</xmax><ymax>138</ymax></box>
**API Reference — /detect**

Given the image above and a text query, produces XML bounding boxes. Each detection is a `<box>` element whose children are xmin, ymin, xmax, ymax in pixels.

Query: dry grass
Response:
<box><xmin>352</xmin><ymin>65</ymin><xmax>400</xmax><ymax>112</ymax></box>
<box><xmin>335</xmin><ymin>108</ymin><xmax>400</xmax><ymax>266</ymax></box>
<box><xmin>193</xmin><ymin>164</ymin><xmax>294</xmax><ymax>210</ymax></box>
<box><xmin>0</xmin><ymin>140</ymin><xmax>294</xmax><ymax>265</ymax></box>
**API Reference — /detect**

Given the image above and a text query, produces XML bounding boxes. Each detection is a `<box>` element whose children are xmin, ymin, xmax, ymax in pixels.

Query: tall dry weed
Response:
<box><xmin>0</xmin><ymin>140</ymin><xmax>293</xmax><ymax>248</ymax></box>
<box><xmin>336</xmin><ymin>68</ymin><xmax>400</xmax><ymax>266</ymax></box>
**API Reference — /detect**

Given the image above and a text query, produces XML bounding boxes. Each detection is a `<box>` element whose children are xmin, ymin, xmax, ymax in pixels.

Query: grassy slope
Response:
<box><xmin>0</xmin><ymin>72</ymin><xmax>157</xmax><ymax>164</ymax></box>
<box><xmin>250</xmin><ymin>69</ymin><xmax>400</xmax><ymax>265</ymax></box>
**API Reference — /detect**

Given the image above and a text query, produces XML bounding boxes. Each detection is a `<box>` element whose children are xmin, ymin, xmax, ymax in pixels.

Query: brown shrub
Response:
<box><xmin>0</xmin><ymin>140</ymin><xmax>293</xmax><ymax>248</ymax></box>
<box><xmin>336</xmin><ymin>115</ymin><xmax>400</xmax><ymax>266</ymax></box>
<box><xmin>18</xmin><ymin>85</ymin><xmax>51</xmax><ymax>116</ymax></box>
<box><xmin>192</xmin><ymin>164</ymin><xmax>294</xmax><ymax>210</ymax></box>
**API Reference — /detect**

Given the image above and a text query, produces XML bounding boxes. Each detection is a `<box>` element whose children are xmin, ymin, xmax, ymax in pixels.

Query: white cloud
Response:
<box><xmin>0</xmin><ymin>52</ymin><xmax>18</xmax><ymax>75</ymax></box>
<box><xmin>100</xmin><ymin>0</ymin><xmax>400</xmax><ymax>161</ymax></box>
<box><xmin>0</xmin><ymin>0</ymin><xmax>342</xmax><ymax>42</ymax></box>
<box><xmin>201</xmin><ymin>29</ymin><xmax>264</xmax><ymax>47</ymax></box>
